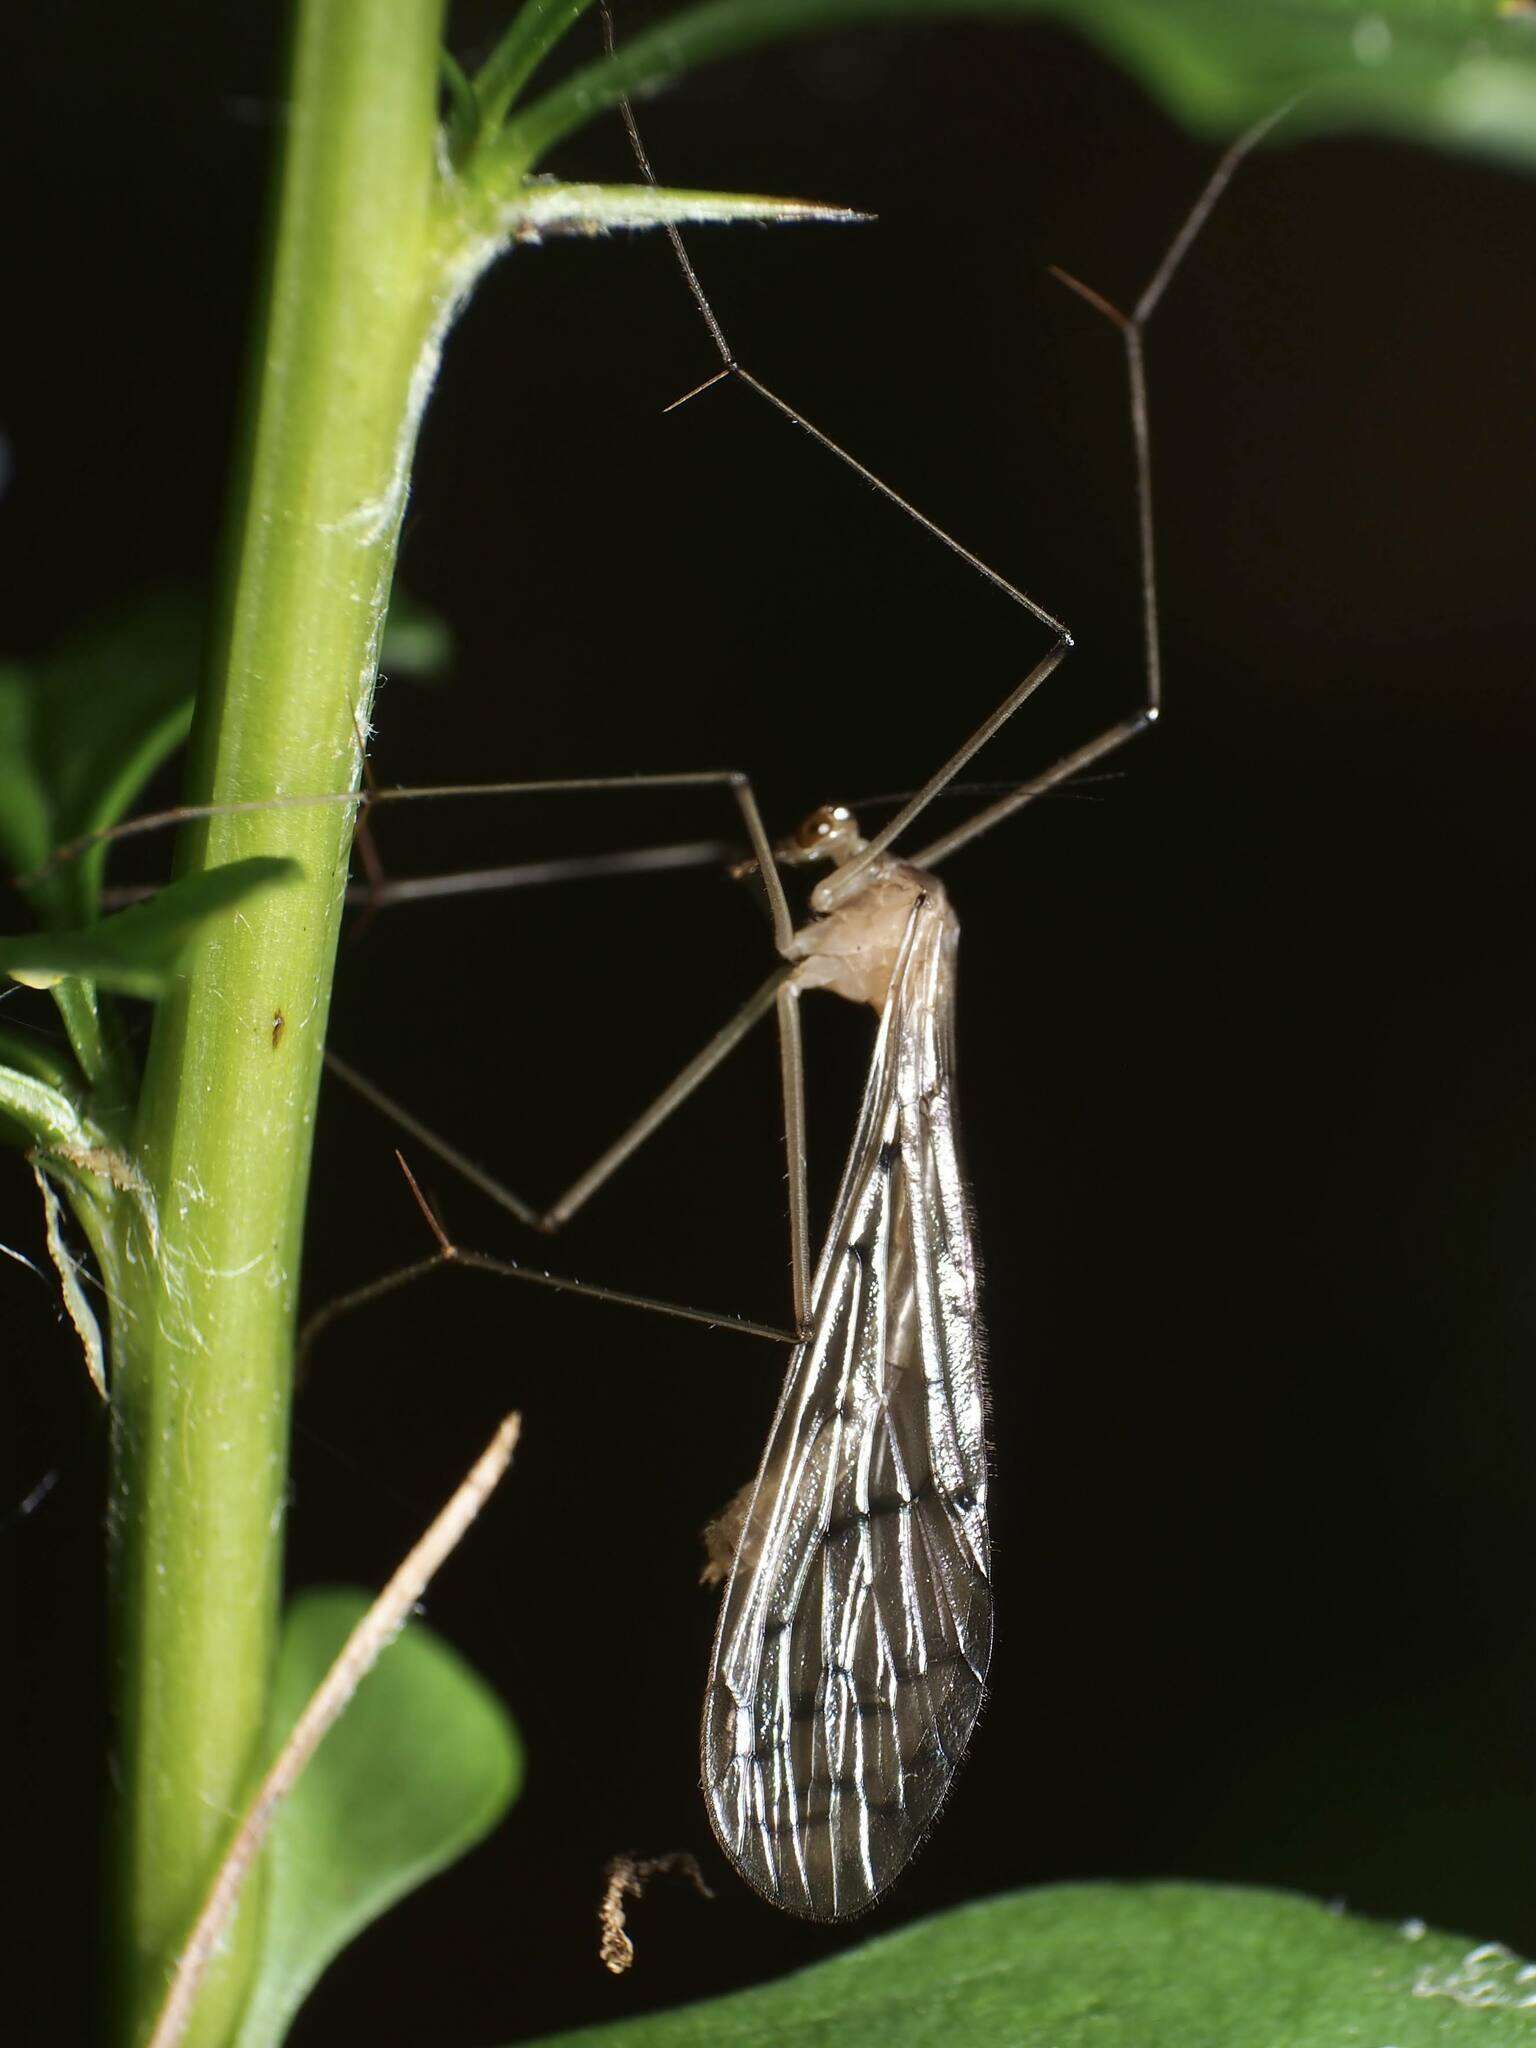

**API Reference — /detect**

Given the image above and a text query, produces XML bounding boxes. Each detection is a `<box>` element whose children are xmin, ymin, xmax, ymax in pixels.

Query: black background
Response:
<box><xmin>6</xmin><ymin>4</ymin><xmax>1536</xmax><ymax>2043</ymax></box>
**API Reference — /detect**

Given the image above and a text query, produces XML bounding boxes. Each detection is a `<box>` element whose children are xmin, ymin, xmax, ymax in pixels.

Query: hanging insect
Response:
<box><xmin>698</xmin><ymin>802</ymin><xmax>989</xmax><ymax>1918</ymax></box>
<box><xmin>27</xmin><ymin>72</ymin><xmax>1286</xmax><ymax>1923</ymax></box>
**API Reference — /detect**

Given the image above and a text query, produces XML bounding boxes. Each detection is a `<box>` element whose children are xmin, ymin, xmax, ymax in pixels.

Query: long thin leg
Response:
<box><xmin>296</xmin><ymin>1188</ymin><xmax>794</xmax><ymax>1382</ymax></box>
<box><xmin>912</xmin><ymin>114</ymin><xmax>1293</xmax><ymax>874</ymax></box>
<box><xmin>31</xmin><ymin>766</ymin><xmax>796</xmax><ymax>956</ymax></box>
<box><xmin>317</xmin><ymin>763</ymin><xmax>812</xmax><ymax>1322</ymax></box>
<box><xmin>39</xmin><ymin>738</ymin><xmax>815</xmax><ymax>1305</ymax></box>
<box><xmin>650</xmin><ymin>340</ymin><xmax>1079</xmax><ymax>913</ymax></box>
<box><xmin>775</xmin><ymin>979</ymin><xmax>809</xmax><ymax>1324</ymax></box>
<box><xmin>606</xmin><ymin>12</ymin><xmax>1288</xmax><ymax>893</ymax></box>
<box><xmin>816</xmin><ymin>638</ymin><xmax>1070</xmax><ymax>907</ymax></box>
<box><xmin>96</xmin><ymin>841</ymin><xmax>736</xmax><ymax>915</ymax></box>
<box><xmin>544</xmin><ymin>963</ymin><xmax>790</xmax><ymax>1230</ymax></box>
<box><xmin>911</xmin><ymin>711</ymin><xmax>1147</xmax><ymax>871</ymax></box>
<box><xmin>328</xmin><ymin>960</ymin><xmax>791</xmax><ymax>1236</ymax></box>
<box><xmin>602</xmin><ymin>5</ymin><xmax>1070</xmax><ymax>914</ymax></box>
<box><xmin>346</xmin><ymin>837</ymin><xmax>734</xmax><ymax>909</ymax></box>
<box><xmin>317</xmin><ymin>765</ymin><xmax>802</xmax><ymax>1282</ymax></box>
<box><xmin>722</xmin><ymin>126</ymin><xmax>1277</xmax><ymax>890</ymax></box>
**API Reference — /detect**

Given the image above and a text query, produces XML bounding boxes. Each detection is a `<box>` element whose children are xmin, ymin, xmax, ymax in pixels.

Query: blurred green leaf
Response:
<box><xmin>500</xmin><ymin>0</ymin><xmax>1536</xmax><ymax>176</ymax></box>
<box><xmin>0</xmin><ymin>858</ymin><xmax>300</xmax><ymax>1000</ymax></box>
<box><xmin>380</xmin><ymin>586</ymin><xmax>455</xmax><ymax>683</ymax></box>
<box><xmin>0</xmin><ymin>588</ymin><xmax>201</xmax><ymax>929</ymax></box>
<box><xmin>0</xmin><ymin>1020</ymin><xmax>83</xmax><ymax>1096</ymax></box>
<box><xmin>518</xmin><ymin>1882</ymin><xmax>1536</xmax><ymax>2047</ymax></box>
<box><xmin>0</xmin><ymin>584</ymin><xmax>445</xmax><ymax>925</ymax></box>
<box><xmin>231</xmin><ymin>1588</ymin><xmax>522</xmax><ymax>2048</ymax></box>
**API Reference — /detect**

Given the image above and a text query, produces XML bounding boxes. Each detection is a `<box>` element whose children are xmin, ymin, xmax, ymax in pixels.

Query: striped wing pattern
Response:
<box><xmin>702</xmin><ymin>892</ymin><xmax>991</xmax><ymax>1919</ymax></box>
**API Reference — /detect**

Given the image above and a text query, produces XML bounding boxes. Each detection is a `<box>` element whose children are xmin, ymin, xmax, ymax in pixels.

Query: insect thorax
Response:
<box><xmin>786</xmin><ymin>857</ymin><xmax>948</xmax><ymax>1012</ymax></box>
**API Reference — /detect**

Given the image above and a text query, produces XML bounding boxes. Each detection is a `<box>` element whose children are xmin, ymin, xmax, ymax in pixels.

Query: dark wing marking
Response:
<box><xmin>702</xmin><ymin>892</ymin><xmax>990</xmax><ymax>1919</ymax></box>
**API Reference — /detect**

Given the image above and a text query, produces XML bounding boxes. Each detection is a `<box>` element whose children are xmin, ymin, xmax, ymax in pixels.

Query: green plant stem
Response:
<box><xmin>108</xmin><ymin>4</ymin><xmax>449</xmax><ymax>2043</ymax></box>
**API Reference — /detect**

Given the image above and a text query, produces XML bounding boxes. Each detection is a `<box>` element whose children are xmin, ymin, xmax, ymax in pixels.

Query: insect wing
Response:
<box><xmin>702</xmin><ymin>896</ymin><xmax>991</xmax><ymax>1918</ymax></box>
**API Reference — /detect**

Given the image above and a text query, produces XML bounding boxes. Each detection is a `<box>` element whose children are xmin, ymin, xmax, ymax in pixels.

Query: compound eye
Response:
<box><xmin>793</xmin><ymin>804</ymin><xmax>849</xmax><ymax>849</ymax></box>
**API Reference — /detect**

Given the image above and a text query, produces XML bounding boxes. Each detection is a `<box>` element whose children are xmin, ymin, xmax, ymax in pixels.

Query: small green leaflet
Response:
<box><xmin>231</xmin><ymin>1589</ymin><xmax>522</xmax><ymax>2048</ymax></box>
<box><xmin>0</xmin><ymin>588</ymin><xmax>202</xmax><ymax>929</ymax></box>
<box><xmin>0</xmin><ymin>582</ymin><xmax>448</xmax><ymax>929</ymax></box>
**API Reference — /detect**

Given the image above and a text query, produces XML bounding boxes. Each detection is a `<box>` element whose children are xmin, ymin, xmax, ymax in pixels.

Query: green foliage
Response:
<box><xmin>467</xmin><ymin>0</ymin><xmax>598</xmax><ymax>143</ymax></box>
<box><xmin>0</xmin><ymin>858</ymin><xmax>301</xmax><ymax>1001</ymax></box>
<box><xmin>0</xmin><ymin>582</ymin><xmax>443</xmax><ymax>927</ymax></box>
<box><xmin>0</xmin><ymin>584</ymin><xmax>441</xmax><ymax>1097</ymax></box>
<box><xmin>0</xmin><ymin>1054</ymin><xmax>96</xmax><ymax>1157</ymax></box>
<box><xmin>521</xmin><ymin>1883</ymin><xmax>1536</xmax><ymax>2047</ymax></box>
<box><xmin>0</xmin><ymin>1020</ymin><xmax>85</xmax><ymax>1096</ymax></box>
<box><xmin>231</xmin><ymin>1588</ymin><xmax>522</xmax><ymax>2048</ymax></box>
<box><xmin>0</xmin><ymin>588</ymin><xmax>201</xmax><ymax>930</ymax></box>
<box><xmin>379</xmin><ymin>587</ymin><xmax>457</xmax><ymax>683</ymax></box>
<box><xmin>479</xmin><ymin>0</ymin><xmax>1536</xmax><ymax>177</ymax></box>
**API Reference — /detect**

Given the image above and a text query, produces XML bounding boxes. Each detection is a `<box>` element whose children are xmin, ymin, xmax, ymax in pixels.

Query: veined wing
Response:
<box><xmin>702</xmin><ymin>890</ymin><xmax>991</xmax><ymax>1919</ymax></box>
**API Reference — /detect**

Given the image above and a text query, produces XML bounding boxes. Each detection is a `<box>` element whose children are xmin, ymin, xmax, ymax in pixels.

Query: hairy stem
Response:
<box><xmin>108</xmin><ymin>3</ymin><xmax>449</xmax><ymax>2041</ymax></box>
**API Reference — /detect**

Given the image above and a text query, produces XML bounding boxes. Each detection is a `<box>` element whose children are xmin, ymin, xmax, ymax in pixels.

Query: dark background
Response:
<box><xmin>6</xmin><ymin>4</ymin><xmax>1536</xmax><ymax>2043</ymax></box>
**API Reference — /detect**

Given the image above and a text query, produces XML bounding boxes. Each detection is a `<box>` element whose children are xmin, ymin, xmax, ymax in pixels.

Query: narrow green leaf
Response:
<box><xmin>469</xmin><ymin>0</ymin><xmax>599</xmax><ymax>144</ymax></box>
<box><xmin>0</xmin><ymin>584</ymin><xmax>441</xmax><ymax>933</ymax></box>
<box><xmin>509</xmin><ymin>179</ymin><xmax>866</xmax><ymax>235</ymax></box>
<box><xmin>0</xmin><ymin>1060</ymin><xmax>138</xmax><ymax>1397</ymax></box>
<box><xmin>499</xmin><ymin>0</ymin><xmax>1536</xmax><ymax>178</ymax></box>
<box><xmin>31</xmin><ymin>1160</ymin><xmax>108</xmax><ymax>1400</ymax></box>
<box><xmin>518</xmin><ymin>1882</ymin><xmax>1536</xmax><ymax>2047</ymax></box>
<box><xmin>440</xmin><ymin>46</ymin><xmax>481</xmax><ymax>160</ymax></box>
<box><xmin>0</xmin><ymin>1057</ymin><xmax>97</xmax><ymax>1158</ymax></box>
<box><xmin>0</xmin><ymin>857</ymin><xmax>300</xmax><ymax>1000</ymax></box>
<box><xmin>231</xmin><ymin>1588</ymin><xmax>522</xmax><ymax>2048</ymax></box>
<box><xmin>0</xmin><ymin>1051</ymin><xmax>136</xmax><ymax>1403</ymax></box>
<box><xmin>0</xmin><ymin>588</ymin><xmax>201</xmax><ymax>929</ymax></box>
<box><xmin>0</xmin><ymin>1021</ymin><xmax>83</xmax><ymax>1097</ymax></box>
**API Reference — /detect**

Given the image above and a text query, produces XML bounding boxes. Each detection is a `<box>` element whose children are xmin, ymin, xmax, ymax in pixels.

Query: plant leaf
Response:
<box><xmin>0</xmin><ymin>1051</ymin><xmax>141</xmax><ymax>1396</ymax></box>
<box><xmin>516</xmin><ymin>1882</ymin><xmax>1536</xmax><ymax>2046</ymax></box>
<box><xmin>499</xmin><ymin>0</ymin><xmax>1536</xmax><ymax>178</ymax></box>
<box><xmin>0</xmin><ymin>1021</ymin><xmax>85</xmax><ymax>1097</ymax></box>
<box><xmin>0</xmin><ymin>1056</ymin><xmax>97</xmax><ymax>1158</ymax></box>
<box><xmin>0</xmin><ymin>588</ymin><xmax>202</xmax><ymax>928</ymax></box>
<box><xmin>441</xmin><ymin>45</ymin><xmax>481</xmax><ymax>161</ymax></box>
<box><xmin>380</xmin><ymin>585</ymin><xmax>455</xmax><ymax>682</ymax></box>
<box><xmin>31</xmin><ymin>1161</ymin><xmax>108</xmax><ymax>1399</ymax></box>
<box><xmin>231</xmin><ymin>1587</ymin><xmax>522</xmax><ymax>2048</ymax></box>
<box><xmin>0</xmin><ymin>583</ymin><xmax>444</xmax><ymax>922</ymax></box>
<box><xmin>0</xmin><ymin>858</ymin><xmax>300</xmax><ymax>1000</ymax></box>
<box><xmin>470</xmin><ymin>0</ymin><xmax>597</xmax><ymax>143</ymax></box>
